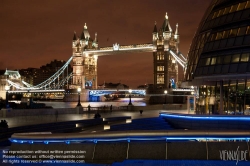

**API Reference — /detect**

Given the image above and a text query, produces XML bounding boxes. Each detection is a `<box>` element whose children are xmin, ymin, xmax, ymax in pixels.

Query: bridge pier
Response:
<box><xmin>63</xmin><ymin>89</ymin><xmax>89</xmax><ymax>102</ymax></box>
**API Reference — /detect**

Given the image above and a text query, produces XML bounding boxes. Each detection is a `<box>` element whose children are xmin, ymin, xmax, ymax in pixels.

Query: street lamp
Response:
<box><xmin>128</xmin><ymin>89</ymin><xmax>132</xmax><ymax>105</ymax></box>
<box><xmin>5</xmin><ymin>85</ymin><xmax>10</xmax><ymax>108</ymax></box>
<box><xmin>164</xmin><ymin>90</ymin><xmax>168</xmax><ymax>104</ymax></box>
<box><xmin>77</xmin><ymin>87</ymin><xmax>82</xmax><ymax>106</ymax></box>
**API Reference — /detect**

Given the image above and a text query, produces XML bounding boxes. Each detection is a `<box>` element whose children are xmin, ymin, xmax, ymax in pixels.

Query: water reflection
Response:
<box><xmin>36</xmin><ymin>98</ymin><xmax>147</xmax><ymax>108</ymax></box>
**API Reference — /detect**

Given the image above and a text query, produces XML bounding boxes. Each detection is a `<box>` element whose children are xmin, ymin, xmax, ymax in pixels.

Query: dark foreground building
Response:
<box><xmin>185</xmin><ymin>0</ymin><xmax>250</xmax><ymax>114</ymax></box>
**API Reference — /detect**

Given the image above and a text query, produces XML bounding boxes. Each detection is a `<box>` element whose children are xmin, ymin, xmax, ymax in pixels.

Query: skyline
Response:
<box><xmin>0</xmin><ymin>0</ymin><xmax>211</xmax><ymax>88</ymax></box>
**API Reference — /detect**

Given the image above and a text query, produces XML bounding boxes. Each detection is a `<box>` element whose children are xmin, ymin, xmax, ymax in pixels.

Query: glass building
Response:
<box><xmin>185</xmin><ymin>0</ymin><xmax>250</xmax><ymax>114</ymax></box>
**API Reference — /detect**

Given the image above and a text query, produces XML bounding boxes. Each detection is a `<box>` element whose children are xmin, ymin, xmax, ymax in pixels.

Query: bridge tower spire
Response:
<box><xmin>152</xmin><ymin>21</ymin><xmax>158</xmax><ymax>51</ymax></box>
<box><xmin>153</xmin><ymin>12</ymin><xmax>179</xmax><ymax>90</ymax></box>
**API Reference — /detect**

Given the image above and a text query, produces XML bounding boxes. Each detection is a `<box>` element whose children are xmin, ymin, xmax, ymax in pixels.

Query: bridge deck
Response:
<box><xmin>83</xmin><ymin>44</ymin><xmax>153</xmax><ymax>56</ymax></box>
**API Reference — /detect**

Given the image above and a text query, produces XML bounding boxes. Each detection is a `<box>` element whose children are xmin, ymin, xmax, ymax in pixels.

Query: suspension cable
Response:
<box><xmin>169</xmin><ymin>50</ymin><xmax>185</xmax><ymax>68</ymax></box>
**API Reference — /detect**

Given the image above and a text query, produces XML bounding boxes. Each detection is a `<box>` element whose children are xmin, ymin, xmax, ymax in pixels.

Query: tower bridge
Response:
<box><xmin>71</xmin><ymin>12</ymin><xmax>186</xmax><ymax>92</ymax></box>
<box><xmin>6</xmin><ymin>12</ymin><xmax>187</xmax><ymax>101</ymax></box>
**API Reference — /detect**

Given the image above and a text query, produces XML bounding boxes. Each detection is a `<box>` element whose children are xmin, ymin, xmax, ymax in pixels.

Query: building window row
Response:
<box><xmin>157</xmin><ymin>74</ymin><xmax>164</xmax><ymax>84</ymax></box>
<box><xmin>198</xmin><ymin>52</ymin><xmax>250</xmax><ymax>67</ymax></box>
<box><xmin>211</xmin><ymin>1</ymin><xmax>250</xmax><ymax>20</ymax></box>
<box><xmin>210</xmin><ymin>26</ymin><xmax>250</xmax><ymax>42</ymax></box>
<box><xmin>195</xmin><ymin>62</ymin><xmax>250</xmax><ymax>76</ymax></box>
<box><xmin>204</xmin><ymin>34</ymin><xmax>250</xmax><ymax>52</ymax></box>
<box><xmin>157</xmin><ymin>66</ymin><xmax>164</xmax><ymax>71</ymax></box>
<box><xmin>157</xmin><ymin>52</ymin><xmax>164</xmax><ymax>60</ymax></box>
<box><xmin>157</xmin><ymin>40</ymin><xmax>164</xmax><ymax>45</ymax></box>
<box><xmin>197</xmin><ymin>33</ymin><xmax>211</xmax><ymax>51</ymax></box>
<box><xmin>195</xmin><ymin>79</ymin><xmax>250</xmax><ymax>114</ymax></box>
<box><xmin>202</xmin><ymin>8</ymin><xmax>250</xmax><ymax>31</ymax></box>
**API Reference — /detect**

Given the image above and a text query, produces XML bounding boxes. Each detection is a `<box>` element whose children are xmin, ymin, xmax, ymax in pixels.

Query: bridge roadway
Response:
<box><xmin>7</xmin><ymin>88</ymin><xmax>193</xmax><ymax>94</ymax></box>
<box><xmin>83</xmin><ymin>43</ymin><xmax>153</xmax><ymax>56</ymax></box>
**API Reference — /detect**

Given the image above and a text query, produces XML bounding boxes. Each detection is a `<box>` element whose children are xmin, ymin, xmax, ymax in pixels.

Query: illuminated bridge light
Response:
<box><xmin>172</xmin><ymin>88</ymin><xmax>194</xmax><ymax>92</ymax></box>
<box><xmin>89</xmin><ymin>89</ymin><xmax>146</xmax><ymax>96</ymax></box>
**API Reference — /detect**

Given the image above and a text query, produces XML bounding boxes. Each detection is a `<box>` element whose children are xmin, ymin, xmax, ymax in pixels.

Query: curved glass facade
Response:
<box><xmin>186</xmin><ymin>0</ymin><xmax>250</xmax><ymax>80</ymax></box>
<box><xmin>185</xmin><ymin>0</ymin><xmax>250</xmax><ymax>114</ymax></box>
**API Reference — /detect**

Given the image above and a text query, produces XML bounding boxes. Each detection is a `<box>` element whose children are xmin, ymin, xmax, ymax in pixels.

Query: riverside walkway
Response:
<box><xmin>1</xmin><ymin>106</ymin><xmax>190</xmax><ymax>128</ymax></box>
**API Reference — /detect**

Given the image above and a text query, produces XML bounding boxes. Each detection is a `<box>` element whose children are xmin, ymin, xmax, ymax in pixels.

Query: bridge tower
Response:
<box><xmin>71</xmin><ymin>23</ymin><xmax>98</xmax><ymax>90</ymax></box>
<box><xmin>152</xmin><ymin>12</ymin><xmax>180</xmax><ymax>90</ymax></box>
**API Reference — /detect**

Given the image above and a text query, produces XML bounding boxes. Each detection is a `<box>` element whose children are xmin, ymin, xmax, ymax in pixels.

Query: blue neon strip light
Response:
<box><xmin>160</xmin><ymin>113</ymin><xmax>250</xmax><ymax>121</ymax></box>
<box><xmin>9</xmin><ymin>137</ymin><xmax>250</xmax><ymax>144</ymax></box>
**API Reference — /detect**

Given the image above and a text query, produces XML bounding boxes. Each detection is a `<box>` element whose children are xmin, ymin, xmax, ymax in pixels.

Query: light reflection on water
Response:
<box><xmin>36</xmin><ymin>98</ymin><xmax>147</xmax><ymax>108</ymax></box>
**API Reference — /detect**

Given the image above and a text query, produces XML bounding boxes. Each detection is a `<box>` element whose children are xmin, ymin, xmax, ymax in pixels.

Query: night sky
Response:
<box><xmin>0</xmin><ymin>0</ymin><xmax>211</xmax><ymax>88</ymax></box>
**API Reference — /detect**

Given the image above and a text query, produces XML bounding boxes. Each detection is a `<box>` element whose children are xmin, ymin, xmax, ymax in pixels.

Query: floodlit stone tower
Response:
<box><xmin>152</xmin><ymin>13</ymin><xmax>180</xmax><ymax>89</ymax></box>
<box><xmin>71</xmin><ymin>23</ymin><xmax>98</xmax><ymax>90</ymax></box>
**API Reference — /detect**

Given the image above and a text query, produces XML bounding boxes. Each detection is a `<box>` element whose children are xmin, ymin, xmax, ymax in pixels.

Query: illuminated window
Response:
<box><xmin>210</xmin><ymin>33</ymin><xmax>216</xmax><ymax>41</ymax></box>
<box><xmin>157</xmin><ymin>66</ymin><xmax>164</xmax><ymax>71</ymax></box>
<box><xmin>157</xmin><ymin>74</ymin><xmax>164</xmax><ymax>84</ymax></box>
<box><xmin>215</xmin><ymin>31</ymin><xmax>223</xmax><ymax>40</ymax></box>
<box><xmin>198</xmin><ymin>59</ymin><xmax>206</xmax><ymax>67</ymax></box>
<box><xmin>237</xmin><ymin>27</ymin><xmax>247</xmax><ymax>36</ymax></box>
<box><xmin>222</xmin><ymin>30</ymin><xmax>230</xmax><ymax>38</ymax></box>
<box><xmin>237</xmin><ymin>2</ymin><xmax>246</xmax><ymax>11</ymax></box>
<box><xmin>212</xmin><ymin>11</ymin><xmax>218</xmax><ymax>19</ymax></box>
<box><xmin>231</xmin><ymin>54</ymin><xmax>240</xmax><ymax>63</ymax></box>
<box><xmin>157</xmin><ymin>53</ymin><xmax>164</xmax><ymax>60</ymax></box>
<box><xmin>157</xmin><ymin>40</ymin><xmax>163</xmax><ymax>45</ymax></box>
<box><xmin>205</xmin><ymin>58</ymin><xmax>211</xmax><ymax>65</ymax></box>
<box><xmin>246</xmin><ymin>26</ymin><xmax>250</xmax><ymax>35</ymax></box>
<box><xmin>223</xmin><ymin>7</ymin><xmax>231</xmax><ymax>15</ymax></box>
<box><xmin>217</xmin><ymin>9</ymin><xmax>224</xmax><ymax>17</ymax></box>
<box><xmin>210</xmin><ymin>57</ymin><xmax>216</xmax><ymax>65</ymax></box>
<box><xmin>209</xmin><ymin>34</ymin><xmax>214</xmax><ymax>41</ymax></box>
<box><xmin>228</xmin><ymin>29</ymin><xmax>238</xmax><ymax>37</ymax></box>
<box><xmin>240</xmin><ymin>53</ymin><xmax>249</xmax><ymax>62</ymax></box>
<box><xmin>229</xmin><ymin>4</ymin><xmax>239</xmax><ymax>13</ymax></box>
<box><xmin>246</xmin><ymin>1</ymin><xmax>250</xmax><ymax>8</ymax></box>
